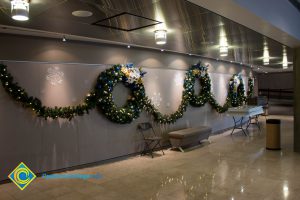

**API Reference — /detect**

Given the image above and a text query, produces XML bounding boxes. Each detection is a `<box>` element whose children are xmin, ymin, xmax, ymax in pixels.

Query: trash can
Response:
<box><xmin>266</xmin><ymin>119</ymin><xmax>281</xmax><ymax>150</ymax></box>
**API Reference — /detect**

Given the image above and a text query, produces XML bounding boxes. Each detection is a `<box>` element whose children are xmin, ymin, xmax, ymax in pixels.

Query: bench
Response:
<box><xmin>168</xmin><ymin>126</ymin><xmax>212</xmax><ymax>152</ymax></box>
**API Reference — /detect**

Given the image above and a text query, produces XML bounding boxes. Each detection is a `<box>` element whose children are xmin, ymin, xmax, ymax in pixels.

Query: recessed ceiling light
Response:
<box><xmin>127</xmin><ymin>45</ymin><xmax>131</xmax><ymax>48</ymax></box>
<box><xmin>161</xmin><ymin>49</ymin><xmax>164</xmax><ymax>52</ymax></box>
<box><xmin>72</xmin><ymin>10</ymin><xmax>93</xmax><ymax>17</ymax></box>
<box><xmin>189</xmin><ymin>53</ymin><xmax>192</xmax><ymax>56</ymax></box>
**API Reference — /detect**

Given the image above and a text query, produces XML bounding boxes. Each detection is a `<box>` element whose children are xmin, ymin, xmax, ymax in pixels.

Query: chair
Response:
<box><xmin>137</xmin><ymin>122</ymin><xmax>165</xmax><ymax>158</ymax></box>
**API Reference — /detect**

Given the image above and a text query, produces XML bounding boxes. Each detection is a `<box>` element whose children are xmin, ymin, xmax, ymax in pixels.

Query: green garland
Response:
<box><xmin>0</xmin><ymin>64</ymin><xmax>97</xmax><ymax>120</ymax></box>
<box><xmin>143</xmin><ymin>63</ymin><xmax>252</xmax><ymax>123</ymax></box>
<box><xmin>0</xmin><ymin>62</ymin><xmax>254</xmax><ymax>124</ymax></box>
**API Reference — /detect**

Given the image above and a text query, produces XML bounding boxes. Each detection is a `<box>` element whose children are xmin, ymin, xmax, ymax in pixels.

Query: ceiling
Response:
<box><xmin>0</xmin><ymin>0</ymin><xmax>294</xmax><ymax>73</ymax></box>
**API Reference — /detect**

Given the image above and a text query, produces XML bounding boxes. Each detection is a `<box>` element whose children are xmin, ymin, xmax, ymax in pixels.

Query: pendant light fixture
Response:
<box><xmin>282</xmin><ymin>46</ymin><xmax>288</xmax><ymax>69</ymax></box>
<box><xmin>154</xmin><ymin>30</ymin><xmax>167</xmax><ymax>45</ymax></box>
<box><xmin>263</xmin><ymin>40</ymin><xmax>270</xmax><ymax>65</ymax></box>
<box><xmin>219</xmin><ymin>27</ymin><xmax>228</xmax><ymax>57</ymax></box>
<box><xmin>11</xmin><ymin>0</ymin><xmax>30</xmax><ymax>21</ymax></box>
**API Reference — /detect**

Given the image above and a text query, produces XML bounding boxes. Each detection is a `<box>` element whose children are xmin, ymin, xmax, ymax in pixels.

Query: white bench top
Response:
<box><xmin>168</xmin><ymin>126</ymin><xmax>212</xmax><ymax>139</ymax></box>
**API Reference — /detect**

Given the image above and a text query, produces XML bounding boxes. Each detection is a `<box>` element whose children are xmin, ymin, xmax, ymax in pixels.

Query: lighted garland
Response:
<box><xmin>95</xmin><ymin>64</ymin><xmax>146</xmax><ymax>124</ymax></box>
<box><xmin>0</xmin><ymin>63</ymin><xmax>254</xmax><ymax>124</ymax></box>
<box><xmin>144</xmin><ymin>96</ymin><xmax>189</xmax><ymax>124</ymax></box>
<box><xmin>143</xmin><ymin>63</ymin><xmax>252</xmax><ymax>123</ymax></box>
<box><xmin>0</xmin><ymin>64</ymin><xmax>97</xmax><ymax>120</ymax></box>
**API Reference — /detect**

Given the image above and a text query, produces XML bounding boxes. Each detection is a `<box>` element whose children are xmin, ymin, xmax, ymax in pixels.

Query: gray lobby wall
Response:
<box><xmin>0</xmin><ymin>34</ymin><xmax>252</xmax><ymax>181</ymax></box>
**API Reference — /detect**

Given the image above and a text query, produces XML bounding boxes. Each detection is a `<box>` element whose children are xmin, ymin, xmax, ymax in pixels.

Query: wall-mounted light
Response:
<box><xmin>282</xmin><ymin>46</ymin><xmax>288</xmax><ymax>69</ymax></box>
<box><xmin>62</xmin><ymin>36</ymin><xmax>66</xmax><ymax>42</ymax></box>
<box><xmin>11</xmin><ymin>0</ymin><xmax>30</xmax><ymax>21</ymax></box>
<box><xmin>155</xmin><ymin>30</ymin><xmax>167</xmax><ymax>45</ymax></box>
<box><xmin>219</xmin><ymin>28</ymin><xmax>228</xmax><ymax>57</ymax></box>
<box><xmin>220</xmin><ymin>44</ymin><xmax>228</xmax><ymax>57</ymax></box>
<box><xmin>263</xmin><ymin>40</ymin><xmax>270</xmax><ymax>65</ymax></box>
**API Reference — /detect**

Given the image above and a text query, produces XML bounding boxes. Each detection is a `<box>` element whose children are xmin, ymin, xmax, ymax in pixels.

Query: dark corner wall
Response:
<box><xmin>294</xmin><ymin>48</ymin><xmax>300</xmax><ymax>152</ymax></box>
<box><xmin>0</xmin><ymin>33</ymin><xmax>252</xmax><ymax>181</ymax></box>
<box><xmin>257</xmin><ymin>72</ymin><xmax>293</xmax><ymax>101</ymax></box>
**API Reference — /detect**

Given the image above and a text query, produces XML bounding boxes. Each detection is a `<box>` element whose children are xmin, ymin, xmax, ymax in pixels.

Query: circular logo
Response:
<box><xmin>13</xmin><ymin>167</ymin><xmax>30</xmax><ymax>185</ymax></box>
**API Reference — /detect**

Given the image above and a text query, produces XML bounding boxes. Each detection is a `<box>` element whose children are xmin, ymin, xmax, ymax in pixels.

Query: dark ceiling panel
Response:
<box><xmin>92</xmin><ymin>12</ymin><xmax>162</xmax><ymax>31</ymax></box>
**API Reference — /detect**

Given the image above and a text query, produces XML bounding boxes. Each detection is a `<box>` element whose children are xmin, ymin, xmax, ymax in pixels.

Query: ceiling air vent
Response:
<box><xmin>92</xmin><ymin>12</ymin><xmax>162</xmax><ymax>31</ymax></box>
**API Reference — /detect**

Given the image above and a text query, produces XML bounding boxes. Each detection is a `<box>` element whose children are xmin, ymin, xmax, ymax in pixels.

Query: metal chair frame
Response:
<box><xmin>137</xmin><ymin>122</ymin><xmax>165</xmax><ymax>158</ymax></box>
<box><xmin>246</xmin><ymin>115</ymin><xmax>261</xmax><ymax>131</ymax></box>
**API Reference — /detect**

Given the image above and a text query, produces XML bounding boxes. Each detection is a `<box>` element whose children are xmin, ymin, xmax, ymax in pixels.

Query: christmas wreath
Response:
<box><xmin>186</xmin><ymin>63</ymin><xmax>211</xmax><ymax>106</ymax></box>
<box><xmin>95</xmin><ymin>64</ymin><xmax>146</xmax><ymax>124</ymax></box>
<box><xmin>228</xmin><ymin>74</ymin><xmax>246</xmax><ymax>107</ymax></box>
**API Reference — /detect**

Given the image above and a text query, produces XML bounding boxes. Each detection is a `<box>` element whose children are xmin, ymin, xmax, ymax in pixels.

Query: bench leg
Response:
<box><xmin>178</xmin><ymin>147</ymin><xmax>185</xmax><ymax>152</ymax></box>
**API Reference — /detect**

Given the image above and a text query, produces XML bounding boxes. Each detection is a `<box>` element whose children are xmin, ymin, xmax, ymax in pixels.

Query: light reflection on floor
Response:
<box><xmin>0</xmin><ymin>115</ymin><xmax>298</xmax><ymax>200</ymax></box>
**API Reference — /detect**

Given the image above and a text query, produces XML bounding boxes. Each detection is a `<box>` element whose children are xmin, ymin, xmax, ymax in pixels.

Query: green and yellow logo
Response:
<box><xmin>8</xmin><ymin>162</ymin><xmax>36</xmax><ymax>190</ymax></box>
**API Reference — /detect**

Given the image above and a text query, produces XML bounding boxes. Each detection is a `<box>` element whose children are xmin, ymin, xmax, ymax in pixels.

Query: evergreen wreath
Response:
<box><xmin>247</xmin><ymin>78</ymin><xmax>254</xmax><ymax>98</ymax></box>
<box><xmin>95</xmin><ymin>64</ymin><xmax>146</xmax><ymax>124</ymax></box>
<box><xmin>228</xmin><ymin>74</ymin><xmax>247</xmax><ymax>107</ymax></box>
<box><xmin>187</xmin><ymin>63</ymin><xmax>211</xmax><ymax>107</ymax></box>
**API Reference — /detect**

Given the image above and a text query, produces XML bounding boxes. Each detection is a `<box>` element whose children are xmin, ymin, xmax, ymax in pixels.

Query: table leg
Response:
<box><xmin>231</xmin><ymin>116</ymin><xmax>248</xmax><ymax>136</ymax></box>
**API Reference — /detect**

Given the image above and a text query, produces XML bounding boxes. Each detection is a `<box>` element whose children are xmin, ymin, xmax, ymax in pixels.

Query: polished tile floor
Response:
<box><xmin>0</xmin><ymin>115</ymin><xmax>298</xmax><ymax>200</ymax></box>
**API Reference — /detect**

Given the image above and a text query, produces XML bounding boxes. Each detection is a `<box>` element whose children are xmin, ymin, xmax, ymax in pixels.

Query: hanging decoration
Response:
<box><xmin>0</xmin><ymin>64</ymin><xmax>97</xmax><ymax>120</ymax></box>
<box><xmin>95</xmin><ymin>64</ymin><xmax>146</xmax><ymax>124</ymax></box>
<box><xmin>228</xmin><ymin>74</ymin><xmax>246</xmax><ymax>107</ymax></box>
<box><xmin>188</xmin><ymin>64</ymin><xmax>211</xmax><ymax>107</ymax></box>
<box><xmin>247</xmin><ymin>78</ymin><xmax>254</xmax><ymax>98</ymax></box>
<box><xmin>0</xmin><ymin>62</ymin><xmax>254</xmax><ymax>124</ymax></box>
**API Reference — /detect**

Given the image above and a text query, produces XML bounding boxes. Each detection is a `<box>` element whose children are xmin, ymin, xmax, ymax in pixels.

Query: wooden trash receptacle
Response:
<box><xmin>266</xmin><ymin>119</ymin><xmax>281</xmax><ymax>150</ymax></box>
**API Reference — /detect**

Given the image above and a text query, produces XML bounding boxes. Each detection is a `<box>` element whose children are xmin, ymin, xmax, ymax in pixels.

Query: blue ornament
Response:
<box><xmin>126</xmin><ymin>63</ymin><xmax>134</xmax><ymax>68</ymax></box>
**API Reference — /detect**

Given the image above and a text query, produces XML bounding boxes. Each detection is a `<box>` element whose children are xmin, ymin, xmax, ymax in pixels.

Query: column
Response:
<box><xmin>294</xmin><ymin>47</ymin><xmax>300</xmax><ymax>152</ymax></box>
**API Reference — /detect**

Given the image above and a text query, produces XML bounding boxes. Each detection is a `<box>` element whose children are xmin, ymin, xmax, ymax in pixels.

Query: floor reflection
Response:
<box><xmin>0</xmin><ymin>115</ymin><xmax>298</xmax><ymax>200</ymax></box>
